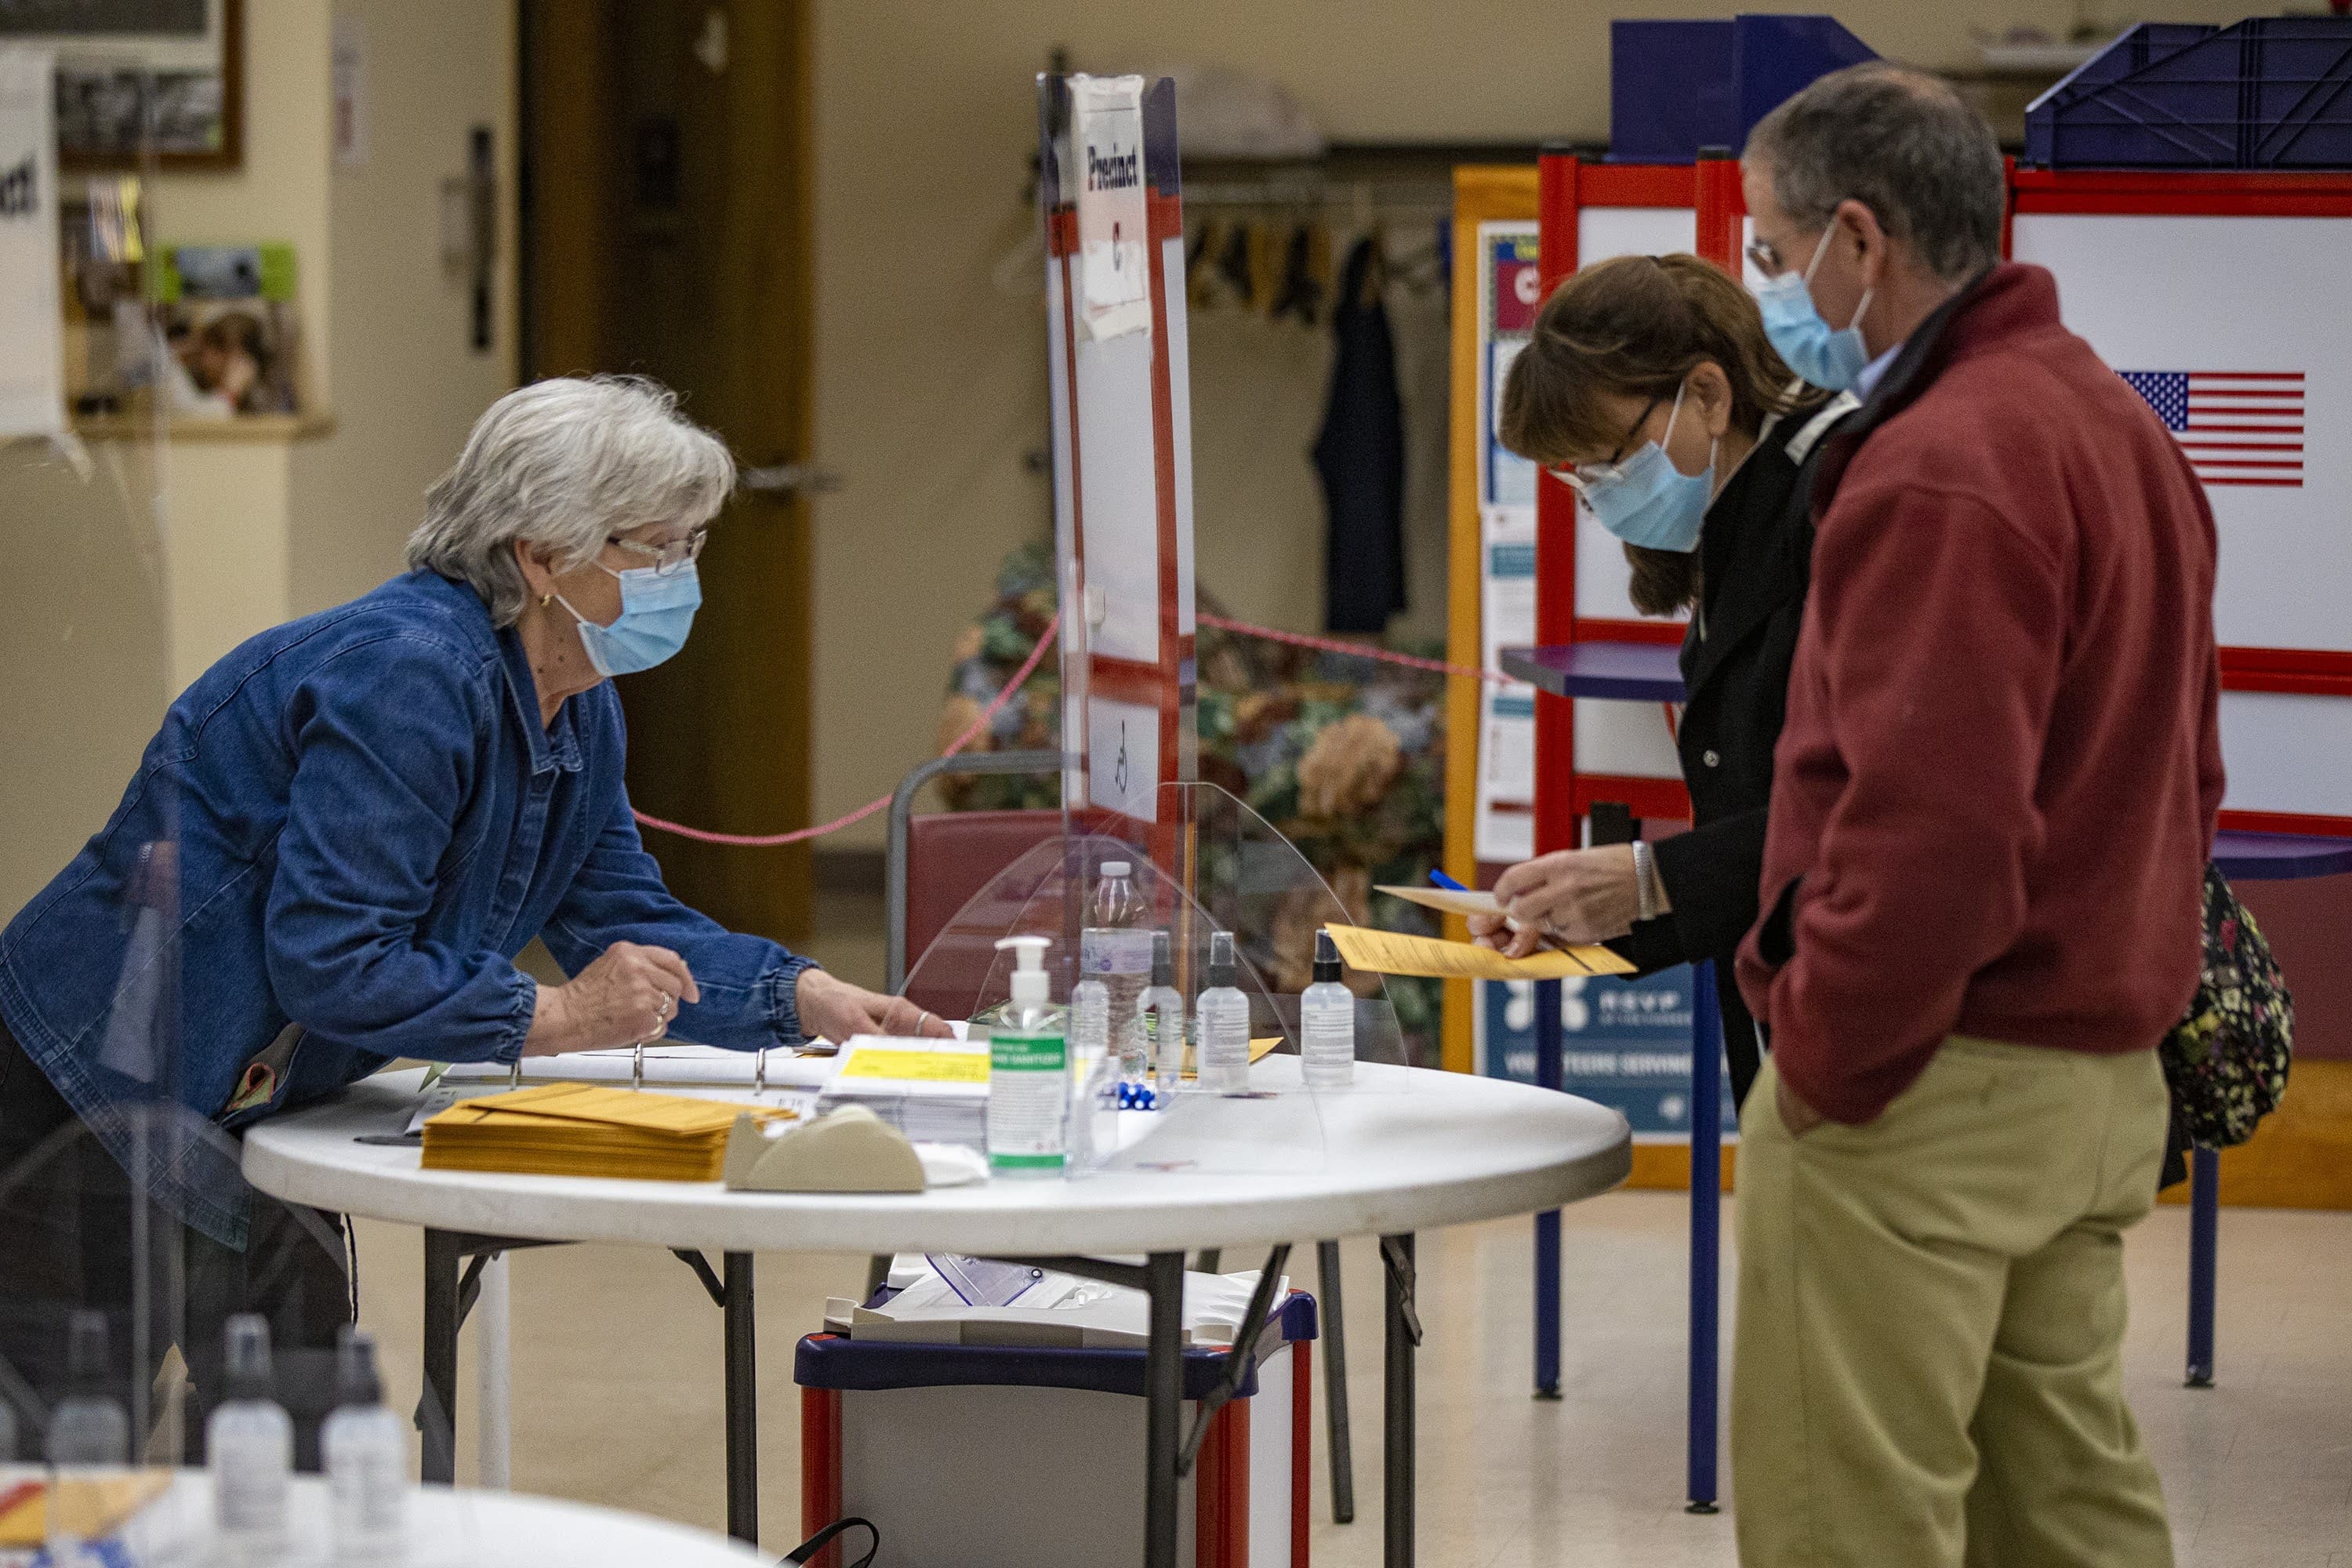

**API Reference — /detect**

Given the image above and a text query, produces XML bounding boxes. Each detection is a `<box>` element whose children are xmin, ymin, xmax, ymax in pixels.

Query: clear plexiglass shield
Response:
<box><xmin>899</xmin><ymin>782</ymin><xmax>1417</xmax><ymax>1178</ymax></box>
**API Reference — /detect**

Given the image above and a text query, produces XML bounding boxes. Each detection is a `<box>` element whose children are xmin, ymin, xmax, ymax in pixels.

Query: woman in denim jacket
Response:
<box><xmin>0</xmin><ymin>376</ymin><xmax>938</xmax><ymax>1457</ymax></box>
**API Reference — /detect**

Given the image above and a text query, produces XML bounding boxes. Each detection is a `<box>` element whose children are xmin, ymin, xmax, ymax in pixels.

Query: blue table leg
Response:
<box><xmin>1534</xmin><ymin>978</ymin><xmax>1563</xmax><ymax>1400</ymax></box>
<box><xmin>1686</xmin><ymin>961</ymin><xmax>1722</xmax><ymax>1514</ymax></box>
<box><xmin>2187</xmin><ymin>1145</ymin><xmax>2220</xmax><ymax>1388</ymax></box>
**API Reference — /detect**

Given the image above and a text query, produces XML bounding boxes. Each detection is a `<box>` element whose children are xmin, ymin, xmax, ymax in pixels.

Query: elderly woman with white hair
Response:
<box><xmin>0</xmin><ymin>375</ymin><xmax>938</xmax><ymax>1459</ymax></box>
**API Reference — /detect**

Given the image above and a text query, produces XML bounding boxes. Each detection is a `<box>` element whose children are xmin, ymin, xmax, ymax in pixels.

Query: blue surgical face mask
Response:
<box><xmin>556</xmin><ymin>561</ymin><xmax>701</xmax><ymax>678</ymax></box>
<box><xmin>1550</xmin><ymin>381</ymin><xmax>1717</xmax><ymax>554</ymax></box>
<box><xmin>1754</xmin><ymin>230</ymin><xmax>1875</xmax><ymax>391</ymax></box>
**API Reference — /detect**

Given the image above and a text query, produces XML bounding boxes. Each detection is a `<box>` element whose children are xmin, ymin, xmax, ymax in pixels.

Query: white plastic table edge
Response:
<box><xmin>243</xmin><ymin>1061</ymin><xmax>1634</xmax><ymax>1256</ymax></box>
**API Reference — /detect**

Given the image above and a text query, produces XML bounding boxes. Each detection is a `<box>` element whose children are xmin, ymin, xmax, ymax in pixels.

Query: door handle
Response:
<box><xmin>740</xmin><ymin>462</ymin><xmax>842</xmax><ymax>497</ymax></box>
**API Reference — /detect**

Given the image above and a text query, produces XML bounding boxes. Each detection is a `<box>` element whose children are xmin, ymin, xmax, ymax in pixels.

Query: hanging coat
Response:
<box><xmin>1312</xmin><ymin>237</ymin><xmax>1407</xmax><ymax>634</ymax></box>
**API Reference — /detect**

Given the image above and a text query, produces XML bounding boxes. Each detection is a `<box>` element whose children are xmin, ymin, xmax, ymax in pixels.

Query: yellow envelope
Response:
<box><xmin>1325</xmin><ymin>923</ymin><xmax>1634</xmax><ymax>981</ymax></box>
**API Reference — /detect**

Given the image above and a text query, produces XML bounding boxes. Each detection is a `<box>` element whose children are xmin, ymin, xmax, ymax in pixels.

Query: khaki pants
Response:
<box><xmin>1733</xmin><ymin>1036</ymin><xmax>2175</xmax><ymax>1568</ymax></box>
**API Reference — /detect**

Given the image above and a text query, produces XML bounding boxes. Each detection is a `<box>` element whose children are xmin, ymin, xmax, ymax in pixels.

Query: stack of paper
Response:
<box><xmin>826</xmin><ymin>1260</ymin><xmax>1293</xmax><ymax>1350</ymax></box>
<box><xmin>421</xmin><ymin>1083</ymin><xmax>794</xmax><ymax>1181</ymax></box>
<box><xmin>815</xmin><ymin>1036</ymin><xmax>991</xmax><ymax>1151</ymax></box>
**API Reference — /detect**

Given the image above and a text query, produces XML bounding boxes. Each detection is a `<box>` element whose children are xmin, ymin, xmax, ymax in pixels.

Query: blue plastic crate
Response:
<box><xmin>2026</xmin><ymin>18</ymin><xmax>2352</xmax><ymax>170</ymax></box>
<box><xmin>1609</xmin><ymin>14</ymin><xmax>1875</xmax><ymax>164</ymax></box>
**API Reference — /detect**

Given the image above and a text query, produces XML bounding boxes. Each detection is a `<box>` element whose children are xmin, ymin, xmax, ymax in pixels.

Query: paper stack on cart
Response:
<box><xmin>815</xmin><ymin>1036</ymin><xmax>990</xmax><ymax>1150</ymax></box>
<box><xmin>421</xmin><ymin>1083</ymin><xmax>794</xmax><ymax>1181</ymax></box>
<box><xmin>826</xmin><ymin>1256</ymin><xmax>1290</xmax><ymax>1349</ymax></box>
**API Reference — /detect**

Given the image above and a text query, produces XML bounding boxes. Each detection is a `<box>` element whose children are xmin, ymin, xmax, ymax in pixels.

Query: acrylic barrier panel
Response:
<box><xmin>0</xmin><ymin>82</ymin><xmax>309</xmax><ymax>1513</ymax></box>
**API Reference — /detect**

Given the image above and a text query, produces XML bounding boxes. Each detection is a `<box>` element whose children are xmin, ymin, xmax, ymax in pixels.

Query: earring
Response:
<box><xmin>539</xmin><ymin>593</ymin><xmax>553</xmax><ymax>608</ymax></box>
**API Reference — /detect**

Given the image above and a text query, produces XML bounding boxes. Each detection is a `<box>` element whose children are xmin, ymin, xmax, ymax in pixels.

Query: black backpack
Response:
<box><xmin>2159</xmin><ymin>862</ymin><xmax>2293</xmax><ymax>1149</ymax></box>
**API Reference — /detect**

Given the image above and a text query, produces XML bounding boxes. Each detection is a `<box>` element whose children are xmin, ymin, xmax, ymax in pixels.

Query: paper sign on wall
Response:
<box><xmin>0</xmin><ymin>48</ymin><xmax>64</xmax><ymax>441</ymax></box>
<box><xmin>1069</xmin><ymin>74</ymin><xmax>1150</xmax><ymax>341</ymax></box>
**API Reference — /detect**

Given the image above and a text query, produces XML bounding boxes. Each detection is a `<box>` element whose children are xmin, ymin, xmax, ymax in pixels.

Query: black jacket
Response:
<box><xmin>1608</xmin><ymin>394</ymin><xmax>1857</xmax><ymax>1108</ymax></box>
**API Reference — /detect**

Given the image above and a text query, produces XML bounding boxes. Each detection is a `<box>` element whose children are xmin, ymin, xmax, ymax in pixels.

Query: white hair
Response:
<box><xmin>407</xmin><ymin>375</ymin><xmax>735</xmax><ymax>626</ymax></box>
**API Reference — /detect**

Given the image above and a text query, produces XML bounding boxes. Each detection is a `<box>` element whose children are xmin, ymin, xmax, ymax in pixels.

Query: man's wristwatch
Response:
<box><xmin>1632</xmin><ymin>839</ymin><xmax>1659</xmax><ymax>924</ymax></box>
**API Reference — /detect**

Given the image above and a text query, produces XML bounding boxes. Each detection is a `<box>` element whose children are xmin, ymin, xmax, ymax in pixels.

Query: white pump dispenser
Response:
<box><xmin>988</xmin><ymin>935</ymin><xmax>1067</xmax><ymax>1176</ymax></box>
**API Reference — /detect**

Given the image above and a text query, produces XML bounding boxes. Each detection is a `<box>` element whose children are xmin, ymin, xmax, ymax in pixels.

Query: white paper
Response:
<box><xmin>332</xmin><ymin>18</ymin><xmax>369</xmax><ymax>168</ymax></box>
<box><xmin>1069</xmin><ymin>74</ymin><xmax>1151</xmax><ymax>341</ymax></box>
<box><xmin>0</xmin><ymin>48</ymin><xmax>64</xmax><ymax>441</ymax></box>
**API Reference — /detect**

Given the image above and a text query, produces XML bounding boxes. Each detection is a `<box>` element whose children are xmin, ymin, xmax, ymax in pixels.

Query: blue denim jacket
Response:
<box><xmin>0</xmin><ymin>571</ymin><xmax>816</xmax><ymax>1247</ymax></box>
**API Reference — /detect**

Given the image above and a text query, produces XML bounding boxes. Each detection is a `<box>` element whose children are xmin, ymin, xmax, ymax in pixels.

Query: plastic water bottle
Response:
<box><xmin>987</xmin><ymin>935</ymin><xmax>1069</xmax><ymax>1177</ymax></box>
<box><xmin>324</xmin><ymin>1329</ymin><xmax>409</xmax><ymax>1566</ymax></box>
<box><xmin>1301</xmin><ymin>928</ymin><xmax>1356</xmax><ymax>1088</ymax></box>
<box><xmin>1138</xmin><ymin>930</ymin><xmax>1186</xmax><ymax>1103</ymax></box>
<box><xmin>208</xmin><ymin>1314</ymin><xmax>292</xmax><ymax>1564</ymax></box>
<box><xmin>46</xmin><ymin>1311</ymin><xmax>129</xmax><ymax>1563</ymax></box>
<box><xmin>1068</xmin><ymin>971</ymin><xmax>1112</xmax><ymax>1167</ymax></box>
<box><xmin>1080</xmin><ymin>861</ymin><xmax>1153</xmax><ymax>1074</ymax></box>
<box><xmin>1196</xmin><ymin>931</ymin><xmax>1250</xmax><ymax>1095</ymax></box>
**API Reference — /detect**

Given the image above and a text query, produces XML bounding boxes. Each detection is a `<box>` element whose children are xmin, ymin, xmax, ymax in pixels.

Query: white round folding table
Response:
<box><xmin>244</xmin><ymin>1058</ymin><xmax>1632</xmax><ymax>1566</ymax></box>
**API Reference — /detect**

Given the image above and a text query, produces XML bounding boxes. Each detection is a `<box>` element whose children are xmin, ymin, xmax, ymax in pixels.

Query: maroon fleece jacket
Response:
<box><xmin>1736</xmin><ymin>264</ymin><xmax>2224</xmax><ymax>1125</ymax></box>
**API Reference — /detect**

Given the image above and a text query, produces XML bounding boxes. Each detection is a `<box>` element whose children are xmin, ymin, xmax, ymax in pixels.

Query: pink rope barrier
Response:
<box><xmin>1193</xmin><ymin>612</ymin><xmax>1511</xmax><ymax>684</ymax></box>
<box><xmin>631</xmin><ymin>608</ymin><xmax>1675</xmax><ymax>848</ymax></box>
<box><xmin>631</xmin><ymin>610</ymin><xmax>1064</xmax><ymax>847</ymax></box>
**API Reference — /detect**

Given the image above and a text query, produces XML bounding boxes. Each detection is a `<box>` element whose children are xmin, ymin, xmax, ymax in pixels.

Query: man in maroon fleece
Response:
<box><xmin>1727</xmin><ymin>66</ymin><xmax>2222</xmax><ymax>1568</ymax></box>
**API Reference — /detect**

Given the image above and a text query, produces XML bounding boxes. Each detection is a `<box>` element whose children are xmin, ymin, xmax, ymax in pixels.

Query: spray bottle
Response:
<box><xmin>987</xmin><ymin>935</ymin><xmax>1068</xmax><ymax>1177</ymax></box>
<box><xmin>1196</xmin><ymin>931</ymin><xmax>1250</xmax><ymax>1095</ymax></box>
<box><xmin>1137</xmin><ymin>929</ymin><xmax>1185</xmax><ymax>1105</ymax></box>
<box><xmin>46</xmin><ymin>1311</ymin><xmax>129</xmax><ymax>1566</ymax></box>
<box><xmin>208</xmin><ymin>1313</ymin><xmax>292</xmax><ymax>1564</ymax></box>
<box><xmin>323</xmin><ymin>1328</ymin><xmax>408</xmax><ymax>1566</ymax></box>
<box><xmin>1301</xmin><ymin>928</ymin><xmax>1356</xmax><ymax>1087</ymax></box>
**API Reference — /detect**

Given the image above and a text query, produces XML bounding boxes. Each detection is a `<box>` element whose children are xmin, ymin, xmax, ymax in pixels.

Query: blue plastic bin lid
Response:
<box><xmin>1609</xmin><ymin>14</ymin><xmax>1875</xmax><ymax>165</ymax></box>
<box><xmin>2026</xmin><ymin>18</ymin><xmax>2352</xmax><ymax>171</ymax></box>
<box><xmin>795</xmin><ymin>1290</ymin><xmax>1319</xmax><ymax>1401</ymax></box>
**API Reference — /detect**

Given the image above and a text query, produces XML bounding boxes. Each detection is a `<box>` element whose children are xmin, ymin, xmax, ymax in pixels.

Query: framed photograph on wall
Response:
<box><xmin>0</xmin><ymin>0</ymin><xmax>243</xmax><ymax>170</ymax></box>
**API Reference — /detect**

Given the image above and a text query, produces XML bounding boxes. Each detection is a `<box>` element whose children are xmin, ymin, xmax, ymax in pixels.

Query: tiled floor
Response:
<box><xmin>348</xmin><ymin>892</ymin><xmax>2350</xmax><ymax>1563</ymax></box>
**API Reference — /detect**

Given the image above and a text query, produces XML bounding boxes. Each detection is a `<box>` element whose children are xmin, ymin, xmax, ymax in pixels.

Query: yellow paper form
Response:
<box><xmin>1325</xmin><ymin>923</ymin><xmax>1634</xmax><ymax>981</ymax></box>
<box><xmin>835</xmin><ymin>1044</ymin><xmax>991</xmax><ymax>1085</ymax></box>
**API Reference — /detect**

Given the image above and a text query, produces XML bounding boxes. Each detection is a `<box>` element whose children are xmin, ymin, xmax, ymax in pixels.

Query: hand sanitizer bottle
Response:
<box><xmin>46</xmin><ymin>1312</ymin><xmax>129</xmax><ymax>1566</ymax></box>
<box><xmin>987</xmin><ymin>935</ymin><xmax>1068</xmax><ymax>1178</ymax></box>
<box><xmin>209</xmin><ymin>1314</ymin><xmax>292</xmax><ymax>1564</ymax></box>
<box><xmin>1301</xmin><ymin>928</ymin><xmax>1356</xmax><ymax>1088</ymax></box>
<box><xmin>323</xmin><ymin>1328</ymin><xmax>409</xmax><ymax>1566</ymax></box>
<box><xmin>1137</xmin><ymin>930</ymin><xmax>1185</xmax><ymax>1105</ymax></box>
<box><xmin>1196</xmin><ymin>931</ymin><xmax>1250</xmax><ymax>1096</ymax></box>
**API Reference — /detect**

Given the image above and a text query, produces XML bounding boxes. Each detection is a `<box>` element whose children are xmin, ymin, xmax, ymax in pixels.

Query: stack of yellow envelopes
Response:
<box><xmin>422</xmin><ymin>1083</ymin><xmax>795</xmax><ymax>1181</ymax></box>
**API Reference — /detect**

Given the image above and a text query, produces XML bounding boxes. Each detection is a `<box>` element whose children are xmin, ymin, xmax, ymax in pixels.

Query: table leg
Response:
<box><xmin>1382</xmin><ymin>1232</ymin><xmax>1419</xmax><ymax>1568</ymax></box>
<box><xmin>1533</xmin><ymin>977</ymin><xmax>1563</xmax><ymax>1399</ymax></box>
<box><xmin>1686</xmin><ymin>960</ymin><xmax>1722</xmax><ymax>1515</ymax></box>
<box><xmin>2187</xmin><ymin>1146</ymin><xmax>2220</xmax><ymax>1388</ymax></box>
<box><xmin>419</xmin><ymin>1229</ymin><xmax>460</xmax><ymax>1484</ymax></box>
<box><xmin>724</xmin><ymin>1252</ymin><xmax>759</xmax><ymax>1544</ymax></box>
<box><xmin>1316</xmin><ymin>1239</ymin><xmax>1356</xmax><ymax>1525</ymax></box>
<box><xmin>477</xmin><ymin>1252</ymin><xmax>511</xmax><ymax>1490</ymax></box>
<box><xmin>1142</xmin><ymin>1250</ymin><xmax>1186</xmax><ymax>1568</ymax></box>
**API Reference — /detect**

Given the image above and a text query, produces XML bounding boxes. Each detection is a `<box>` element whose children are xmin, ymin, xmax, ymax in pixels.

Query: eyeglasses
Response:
<box><xmin>1744</xmin><ymin>237</ymin><xmax>1788</xmax><ymax>277</ymax></box>
<box><xmin>605</xmin><ymin>529</ymin><xmax>709</xmax><ymax>576</ymax></box>
<box><xmin>1544</xmin><ymin>394</ymin><xmax>1664</xmax><ymax>494</ymax></box>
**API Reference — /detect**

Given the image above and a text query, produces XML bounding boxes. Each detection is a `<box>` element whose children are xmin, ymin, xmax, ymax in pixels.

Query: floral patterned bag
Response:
<box><xmin>2159</xmin><ymin>862</ymin><xmax>2293</xmax><ymax>1149</ymax></box>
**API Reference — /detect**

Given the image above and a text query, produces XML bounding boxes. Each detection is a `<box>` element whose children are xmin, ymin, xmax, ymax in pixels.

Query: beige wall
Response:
<box><xmin>289</xmin><ymin>0</ymin><xmax>520</xmax><ymax>618</ymax></box>
<box><xmin>0</xmin><ymin>0</ymin><xmax>515</xmax><ymax>917</ymax></box>
<box><xmin>804</xmin><ymin>0</ymin><xmax>2256</xmax><ymax>848</ymax></box>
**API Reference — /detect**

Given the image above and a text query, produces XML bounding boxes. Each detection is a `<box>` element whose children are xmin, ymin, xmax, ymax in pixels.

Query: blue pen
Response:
<box><xmin>1429</xmin><ymin>869</ymin><xmax>1469</xmax><ymax>892</ymax></box>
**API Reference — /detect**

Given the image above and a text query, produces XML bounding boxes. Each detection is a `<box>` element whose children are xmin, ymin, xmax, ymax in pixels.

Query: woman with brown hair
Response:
<box><xmin>1467</xmin><ymin>252</ymin><xmax>1855</xmax><ymax>1109</ymax></box>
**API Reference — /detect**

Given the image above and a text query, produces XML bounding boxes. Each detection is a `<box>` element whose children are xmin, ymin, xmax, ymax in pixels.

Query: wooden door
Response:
<box><xmin>521</xmin><ymin>0</ymin><xmax>814</xmax><ymax>942</ymax></box>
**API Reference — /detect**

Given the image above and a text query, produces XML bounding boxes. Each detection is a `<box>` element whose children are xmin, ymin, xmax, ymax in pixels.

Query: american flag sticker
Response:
<box><xmin>2118</xmin><ymin>371</ymin><xmax>2305</xmax><ymax>488</ymax></box>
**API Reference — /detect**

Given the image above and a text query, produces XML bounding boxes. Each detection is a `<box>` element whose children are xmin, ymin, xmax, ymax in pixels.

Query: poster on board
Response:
<box><xmin>0</xmin><ymin>48</ymin><xmax>64</xmax><ymax>441</ymax></box>
<box><xmin>1474</xmin><ymin>221</ymin><xmax>1540</xmax><ymax>865</ymax></box>
<box><xmin>1475</xmin><ymin>967</ymin><xmax>1737</xmax><ymax>1139</ymax></box>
